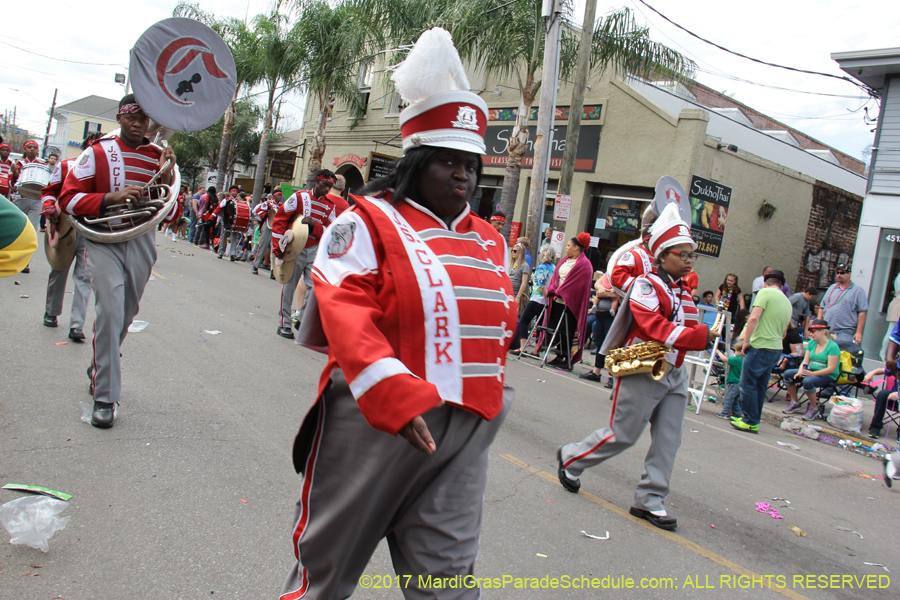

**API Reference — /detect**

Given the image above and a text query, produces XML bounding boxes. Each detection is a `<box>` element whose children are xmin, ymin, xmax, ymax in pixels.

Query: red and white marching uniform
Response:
<box><xmin>42</xmin><ymin>158</ymin><xmax>75</xmax><ymax>213</ymax></box>
<box><xmin>271</xmin><ymin>189</ymin><xmax>335</xmax><ymax>253</ymax></box>
<box><xmin>307</xmin><ymin>193</ymin><xmax>516</xmax><ymax>434</ymax></box>
<box><xmin>163</xmin><ymin>192</ymin><xmax>186</xmax><ymax>226</ymax></box>
<box><xmin>58</xmin><ymin>136</ymin><xmax>162</xmax><ymax>410</ymax></box>
<box><xmin>625</xmin><ymin>272</ymin><xmax>705</xmax><ymax>368</ymax></box>
<box><xmin>59</xmin><ymin>138</ymin><xmax>161</xmax><ymax>216</ymax></box>
<box><xmin>610</xmin><ymin>243</ymin><xmax>653</xmax><ymax>294</ymax></box>
<box><xmin>0</xmin><ymin>156</ymin><xmax>14</xmax><ymax>198</ymax></box>
<box><xmin>325</xmin><ymin>191</ymin><xmax>350</xmax><ymax>217</ymax></box>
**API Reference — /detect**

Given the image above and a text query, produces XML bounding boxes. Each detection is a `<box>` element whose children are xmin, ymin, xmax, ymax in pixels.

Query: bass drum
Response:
<box><xmin>232</xmin><ymin>200</ymin><xmax>250</xmax><ymax>232</ymax></box>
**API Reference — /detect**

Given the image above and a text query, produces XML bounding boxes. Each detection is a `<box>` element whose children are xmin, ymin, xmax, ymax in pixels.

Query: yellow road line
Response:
<box><xmin>151</xmin><ymin>271</ymin><xmax>167</xmax><ymax>280</ymax></box>
<box><xmin>497</xmin><ymin>453</ymin><xmax>810</xmax><ymax>600</ymax></box>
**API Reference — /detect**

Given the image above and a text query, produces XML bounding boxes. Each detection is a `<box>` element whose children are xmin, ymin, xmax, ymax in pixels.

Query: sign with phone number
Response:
<box><xmin>691</xmin><ymin>229</ymin><xmax>721</xmax><ymax>259</ymax></box>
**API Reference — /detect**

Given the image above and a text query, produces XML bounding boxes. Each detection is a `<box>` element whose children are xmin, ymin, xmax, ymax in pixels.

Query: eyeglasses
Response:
<box><xmin>666</xmin><ymin>250</ymin><xmax>698</xmax><ymax>262</ymax></box>
<box><xmin>835</xmin><ymin>270</ymin><xmax>849</xmax><ymax>275</ymax></box>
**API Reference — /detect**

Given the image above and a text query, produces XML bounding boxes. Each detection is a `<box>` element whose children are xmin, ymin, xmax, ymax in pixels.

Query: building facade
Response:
<box><xmin>290</xmin><ymin>60</ymin><xmax>866</xmax><ymax>303</ymax></box>
<box><xmin>833</xmin><ymin>47</ymin><xmax>900</xmax><ymax>359</ymax></box>
<box><xmin>47</xmin><ymin>96</ymin><xmax>119</xmax><ymax>160</ymax></box>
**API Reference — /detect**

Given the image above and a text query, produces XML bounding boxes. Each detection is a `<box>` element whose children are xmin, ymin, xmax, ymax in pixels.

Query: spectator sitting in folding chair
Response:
<box><xmin>781</xmin><ymin>319</ymin><xmax>841</xmax><ymax>419</ymax></box>
<box><xmin>861</xmin><ymin>368</ymin><xmax>899</xmax><ymax>440</ymax></box>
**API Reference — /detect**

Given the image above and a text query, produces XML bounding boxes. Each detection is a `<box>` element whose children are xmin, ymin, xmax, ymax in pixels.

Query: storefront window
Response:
<box><xmin>862</xmin><ymin>228</ymin><xmax>900</xmax><ymax>360</ymax></box>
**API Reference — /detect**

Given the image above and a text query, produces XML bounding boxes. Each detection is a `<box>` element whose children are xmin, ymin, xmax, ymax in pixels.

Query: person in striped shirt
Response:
<box><xmin>58</xmin><ymin>94</ymin><xmax>175</xmax><ymax>428</ymax></box>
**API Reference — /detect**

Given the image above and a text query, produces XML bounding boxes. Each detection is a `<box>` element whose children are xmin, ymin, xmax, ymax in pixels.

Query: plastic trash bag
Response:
<box><xmin>128</xmin><ymin>320</ymin><xmax>149</xmax><ymax>333</ymax></box>
<box><xmin>0</xmin><ymin>496</ymin><xmax>71</xmax><ymax>552</ymax></box>
<box><xmin>826</xmin><ymin>396</ymin><xmax>863</xmax><ymax>434</ymax></box>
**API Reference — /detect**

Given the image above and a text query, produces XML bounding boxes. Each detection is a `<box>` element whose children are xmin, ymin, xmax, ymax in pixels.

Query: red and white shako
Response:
<box><xmin>129</xmin><ymin>17</ymin><xmax>237</xmax><ymax>132</ymax></box>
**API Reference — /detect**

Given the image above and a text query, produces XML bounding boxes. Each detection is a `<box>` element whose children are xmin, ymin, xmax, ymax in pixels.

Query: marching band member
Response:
<box><xmin>58</xmin><ymin>94</ymin><xmax>175</xmax><ymax>428</ymax></box>
<box><xmin>281</xmin><ymin>28</ymin><xmax>513</xmax><ymax>599</ymax></box>
<box><xmin>11</xmin><ymin>140</ymin><xmax>47</xmax><ymax>274</ymax></box>
<box><xmin>0</xmin><ymin>142</ymin><xmax>14</xmax><ymax>199</ymax></box>
<box><xmin>251</xmin><ymin>190</ymin><xmax>280</xmax><ymax>276</ymax></box>
<box><xmin>215</xmin><ymin>186</ymin><xmax>241</xmax><ymax>259</ymax></box>
<box><xmin>325</xmin><ymin>173</ymin><xmax>350</xmax><ymax>216</ymax></box>
<box><xmin>40</xmin><ymin>133</ymin><xmax>101</xmax><ymax>341</ymax></box>
<box><xmin>557</xmin><ymin>203</ymin><xmax>715</xmax><ymax>531</ymax></box>
<box><xmin>270</xmin><ymin>170</ymin><xmax>336</xmax><ymax>339</ymax></box>
<box><xmin>162</xmin><ymin>183</ymin><xmax>188</xmax><ymax>241</ymax></box>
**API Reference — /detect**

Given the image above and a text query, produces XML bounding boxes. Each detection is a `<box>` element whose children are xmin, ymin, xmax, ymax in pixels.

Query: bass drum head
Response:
<box><xmin>130</xmin><ymin>17</ymin><xmax>236</xmax><ymax>132</ymax></box>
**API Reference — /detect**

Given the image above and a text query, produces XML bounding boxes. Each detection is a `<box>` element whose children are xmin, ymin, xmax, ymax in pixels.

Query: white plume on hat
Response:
<box><xmin>391</xmin><ymin>28</ymin><xmax>470</xmax><ymax>104</ymax></box>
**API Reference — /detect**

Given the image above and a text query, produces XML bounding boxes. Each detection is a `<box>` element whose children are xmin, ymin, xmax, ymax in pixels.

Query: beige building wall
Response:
<box><xmin>61</xmin><ymin>113</ymin><xmax>118</xmax><ymax>159</ymax></box>
<box><xmin>292</xmin><ymin>59</ymin><xmax>836</xmax><ymax>294</ymax></box>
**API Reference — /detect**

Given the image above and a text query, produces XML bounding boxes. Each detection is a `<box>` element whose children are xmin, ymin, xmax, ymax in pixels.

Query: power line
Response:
<box><xmin>0</xmin><ymin>38</ymin><xmax>125</xmax><ymax>66</ymax></box>
<box><xmin>634</xmin><ymin>0</ymin><xmax>877</xmax><ymax>97</ymax></box>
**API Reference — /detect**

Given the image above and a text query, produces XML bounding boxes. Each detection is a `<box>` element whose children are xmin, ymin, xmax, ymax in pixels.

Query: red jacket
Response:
<box><xmin>271</xmin><ymin>189</ymin><xmax>335</xmax><ymax>254</ymax></box>
<box><xmin>303</xmin><ymin>193</ymin><xmax>515</xmax><ymax>435</ymax></box>
<box><xmin>626</xmin><ymin>271</ymin><xmax>708</xmax><ymax>368</ymax></box>
<box><xmin>41</xmin><ymin>158</ymin><xmax>75</xmax><ymax>212</ymax></box>
<box><xmin>610</xmin><ymin>244</ymin><xmax>653</xmax><ymax>294</ymax></box>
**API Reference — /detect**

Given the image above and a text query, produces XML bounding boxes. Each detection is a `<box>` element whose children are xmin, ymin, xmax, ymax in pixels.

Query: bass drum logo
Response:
<box><xmin>130</xmin><ymin>17</ymin><xmax>237</xmax><ymax>132</ymax></box>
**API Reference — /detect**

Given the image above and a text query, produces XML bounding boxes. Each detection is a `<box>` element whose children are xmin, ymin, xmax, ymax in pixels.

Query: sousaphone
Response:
<box><xmin>69</xmin><ymin>17</ymin><xmax>236</xmax><ymax>244</ymax></box>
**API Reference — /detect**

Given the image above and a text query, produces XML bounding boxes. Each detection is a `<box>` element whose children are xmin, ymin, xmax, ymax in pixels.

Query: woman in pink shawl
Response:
<box><xmin>544</xmin><ymin>232</ymin><xmax>594</xmax><ymax>369</ymax></box>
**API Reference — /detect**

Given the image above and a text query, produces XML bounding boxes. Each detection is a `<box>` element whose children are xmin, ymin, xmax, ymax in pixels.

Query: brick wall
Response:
<box><xmin>796</xmin><ymin>181</ymin><xmax>864</xmax><ymax>290</ymax></box>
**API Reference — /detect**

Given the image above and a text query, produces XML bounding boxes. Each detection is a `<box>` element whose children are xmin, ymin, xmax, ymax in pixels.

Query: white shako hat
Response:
<box><xmin>393</xmin><ymin>27</ymin><xmax>488</xmax><ymax>155</ymax></box>
<box><xmin>648</xmin><ymin>203</ymin><xmax>696</xmax><ymax>259</ymax></box>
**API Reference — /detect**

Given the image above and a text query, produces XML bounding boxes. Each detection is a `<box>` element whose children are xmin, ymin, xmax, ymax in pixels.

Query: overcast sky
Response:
<box><xmin>2</xmin><ymin>0</ymin><xmax>897</xmax><ymax>162</ymax></box>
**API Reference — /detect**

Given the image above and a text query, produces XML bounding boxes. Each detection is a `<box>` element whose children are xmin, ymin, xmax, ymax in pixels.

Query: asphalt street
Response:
<box><xmin>1</xmin><ymin>235</ymin><xmax>895</xmax><ymax>600</ymax></box>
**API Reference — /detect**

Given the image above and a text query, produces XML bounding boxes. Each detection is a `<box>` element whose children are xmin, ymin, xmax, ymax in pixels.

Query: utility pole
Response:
<box><xmin>525</xmin><ymin>0</ymin><xmax>562</xmax><ymax>263</ymax></box>
<box><xmin>556</xmin><ymin>0</ymin><xmax>597</xmax><ymax>209</ymax></box>
<box><xmin>42</xmin><ymin>88</ymin><xmax>58</xmax><ymax>159</ymax></box>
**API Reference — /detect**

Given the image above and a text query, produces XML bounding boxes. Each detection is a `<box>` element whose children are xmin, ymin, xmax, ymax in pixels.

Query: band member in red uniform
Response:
<box><xmin>0</xmin><ymin>143</ymin><xmax>13</xmax><ymax>199</ymax></box>
<box><xmin>251</xmin><ymin>191</ymin><xmax>280</xmax><ymax>276</ymax></box>
<box><xmin>11</xmin><ymin>140</ymin><xmax>47</xmax><ymax>273</ymax></box>
<box><xmin>557</xmin><ymin>204</ymin><xmax>716</xmax><ymax>531</ymax></box>
<box><xmin>59</xmin><ymin>94</ymin><xmax>175</xmax><ymax>428</ymax></box>
<box><xmin>40</xmin><ymin>133</ymin><xmax>102</xmax><ymax>341</ymax></box>
<box><xmin>162</xmin><ymin>183</ymin><xmax>188</xmax><ymax>241</ymax></box>
<box><xmin>281</xmin><ymin>28</ymin><xmax>514</xmax><ymax>600</ymax></box>
<box><xmin>270</xmin><ymin>170</ymin><xmax>336</xmax><ymax>339</ymax></box>
<box><xmin>325</xmin><ymin>174</ymin><xmax>350</xmax><ymax>216</ymax></box>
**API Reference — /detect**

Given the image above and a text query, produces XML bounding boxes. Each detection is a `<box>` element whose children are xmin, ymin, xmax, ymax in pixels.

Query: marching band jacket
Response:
<box><xmin>59</xmin><ymin>137</ymin><xmax>162</xmax><ymax>217</ymax></box>
<box><xmin>610</xmin><ymin>243</ymin><xmax>653</xmax><ymax>294</ymax></box>
<box><xmin>41</xmin><ymin>158</ymin><xmax>75</xmax><ymax>213</ymax></box>
<box><xmin>271</xmin><ymin>189</ymin><xmax>336</xmax><ymax>254</ymax></box>
<box><xmin>625</xmin><ymin>271</ymin><xmax>709</xmax><ymax>368</ymax></box>
<box><xmin>301</xmin><ymin>192</ymin><xmax>516</xmax><ymax>435</ymax></box>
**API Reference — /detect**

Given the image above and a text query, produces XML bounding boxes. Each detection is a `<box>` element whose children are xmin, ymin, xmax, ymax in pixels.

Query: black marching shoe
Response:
<box><xmin>43</xmin><ymin>313</ymin><xmax>58</xmax><ymax>327</ymax></box>
<box><xmin>251</xmin><ymin>266</ymin><xmax>259</xmax><ymax>275</ymax></box>
<box><xmin>579</xmin><ymin>371</ymin><xmax>603</xmax><ymax>382</ymax></box>
<box><xmin>68</xmin><ymin>328</ymin><xmax>85</xmax><ymax>342</ymax></box>
<box><xmin>277</xmin><ymin>326</ymin><xmax>295</xmax><ymax>340</ymax></box>
<box><xmin>270</xmin><ymin>271</ymin><xmax>276</xmax><ymax>280</ymax></box>
<box><xmin>629</xmin><ymin>507</ymin><xmax>677</xmax><ymax>531</ymax></box>
<box><xmin>557</xmin><ymin>447</ymin><xmax>581</xmax><ymax>493</ymax></box>
<box><xmin>90</xmin><ymin>401</ymin><xmax>115</xmax><ymax>428</ymax></box>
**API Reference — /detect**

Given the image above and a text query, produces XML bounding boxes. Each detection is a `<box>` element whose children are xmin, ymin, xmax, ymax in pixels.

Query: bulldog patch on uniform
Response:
<box><xmin>328</xmin><ymin>223</ymin><xmax>356</xmax><ymax>258</ymax></box>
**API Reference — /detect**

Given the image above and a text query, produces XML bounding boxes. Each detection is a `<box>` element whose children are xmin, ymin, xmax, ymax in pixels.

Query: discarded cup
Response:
<box><xmin>128</xmin><ymin>320</ymin><xmax>149</xmax><ymax>333</ymax></box>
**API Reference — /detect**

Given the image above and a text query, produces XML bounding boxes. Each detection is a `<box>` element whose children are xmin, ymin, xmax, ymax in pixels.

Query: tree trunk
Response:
<box><xmin>497</xmin><ymin>82</ymin><xmax>538</xmax><ymax>243</ymax></box>
<box><xmin>215</xmin><ymin>93</ymin><xmax>238</xmax><ymax>193</ymax></box>
<box><xmin>252</xmin><ymin>86</ymin><xmax>276</xmax><ymax>205</ymax></box>
<box><xmin>305</xmin><ymin>85</ymin><xmax>331</xmax><ymax>189</ymax></box>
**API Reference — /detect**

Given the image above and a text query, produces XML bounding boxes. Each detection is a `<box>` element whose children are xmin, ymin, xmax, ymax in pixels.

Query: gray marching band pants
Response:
<box><xmin>253</xmin><ymin>224</ymin><xmax>272</xmax><ymax>268</ymax></box>
<box><xmin>45</xmin><ymin>233</ymin><xmax>91</xmax><ymax>330</ymax></box>
<box><xmin>559</xmin><ymin>364</ymin><xmax>689</xmax><ymax>513</ymax></box>
<box><xmin>280</xmin><ymin>370</ymin><xmax>511</xmax><ymax>600</ymax></box>
<box><xmin>217</xmin><ymin>225</ymin><xmax>243</xmax><ymax>258</ymax></box>
<box><xmin>85</xmin><ymin>231</ymin><xmax>156</xmax><ymax>406</ymax></box>
<box><xmin>279</xmin><ymin>245</ymin><xmax>317</xmax><ymax>328</ymax></box>
<box><xmin>12</xmin><ymin>196</ymin><xmax>41</xmax><ymax>228</ymax></box>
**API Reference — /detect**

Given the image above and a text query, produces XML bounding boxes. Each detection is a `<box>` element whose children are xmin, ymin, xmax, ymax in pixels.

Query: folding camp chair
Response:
<box><xmin>517</xmin><ymin>304</ymin><xmax>572</xmax><ymax>369</ymax></box>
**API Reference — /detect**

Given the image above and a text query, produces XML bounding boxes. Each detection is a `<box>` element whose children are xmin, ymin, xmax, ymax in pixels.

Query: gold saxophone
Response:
<box><xmin>605</xmin><ymin>341</ymin><xmax>671</xmax><ymax>381</ymax></box>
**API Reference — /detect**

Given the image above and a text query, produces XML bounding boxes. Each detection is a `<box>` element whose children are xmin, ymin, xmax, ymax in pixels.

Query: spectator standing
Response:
<box><xmin>751</xmin><ymin>266</ymin><xmax>790</xmax><ymax>303</ymax></box>
<box><xmin>578</xmin><ymin>273</ymin><xmax>617</xmax><ymax>385</ymax></box>
<box><xmin>789</xmin><ymin>286</ymin><xmax>817</xmax><ymax>338</ymax></box>
<box><xmin>510</xmin><ymin>245</ymin><xmax>556</xmax><ymax>353</ymax></box>
<box><xmin>544</xmin><ymin>233</ymin><xmax>593</xmax><ymax>370</ymax></box>
<box><xmin>732</xmin><ymin>269</ymin><xmax>792</xmax><ymax>433</ymax></box>
<box><xmin>516</xmin><ymin>236</ymin><xmax>533</xmax><ymax>269</ymax></box>
<box><xmin>817</xmin><ymin>262</ymin><xmax>867</xmax><ymax>346</ymax></box>
<box><xmin>508</xmin><ymin>243</ymin><xmax>531</xmax><ymax>316</ymax></box>
<box><xmin>715</xmin><ymin>273</ymin><xmax>745</xmax><ymax>323</ymax></box>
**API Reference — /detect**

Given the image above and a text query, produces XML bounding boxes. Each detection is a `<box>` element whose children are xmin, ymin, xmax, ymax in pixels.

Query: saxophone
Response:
<box><xmin>605</xmin><ymin>341</ymin><xmax>671</xmax><ymax>381</ymax></box>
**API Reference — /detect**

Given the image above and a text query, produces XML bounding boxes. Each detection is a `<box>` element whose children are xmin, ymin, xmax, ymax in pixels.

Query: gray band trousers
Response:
<box><xmin>253</xmin><ymin>224</ymin><xmax>272</xmax><ymax>268</ymax></box>
<box><xmin>280</xmin><ymin>370</ymin><xmax>511</xmax><ymax>600</ymax></box>
<box><xmin>85</xmin><ymin>231</ymin><xmax>156</xmax><ymax>405</ymax></box>
<box><xmin>279</xmin><ymin>245</ymin><xmax>317</xmax><ymax>328</ymax></box>
<box><xmin>45</xmin><ymin>233</ymin><xmax>91</xmax><ymax>330</ymax></box>
<box><xmin>559</xmin><ymin>365</ymin><xmax>688</xmax><ymax>513</ymax></box>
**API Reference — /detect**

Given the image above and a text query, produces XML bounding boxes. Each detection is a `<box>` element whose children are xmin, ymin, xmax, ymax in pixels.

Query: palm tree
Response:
<box><xmin>448</xmin><ymin>1</ymin><xmax>693</xmax><ymax>240</ymax></box>
<box><xmin>247</xmin><ymin>12</ymin><xmax>305</xmax><ymax>204</ymax></box>
<box><xmin>172</xmin><ymin>3</ymin><xmax>264</xmax><ymax>193</ymax></box>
